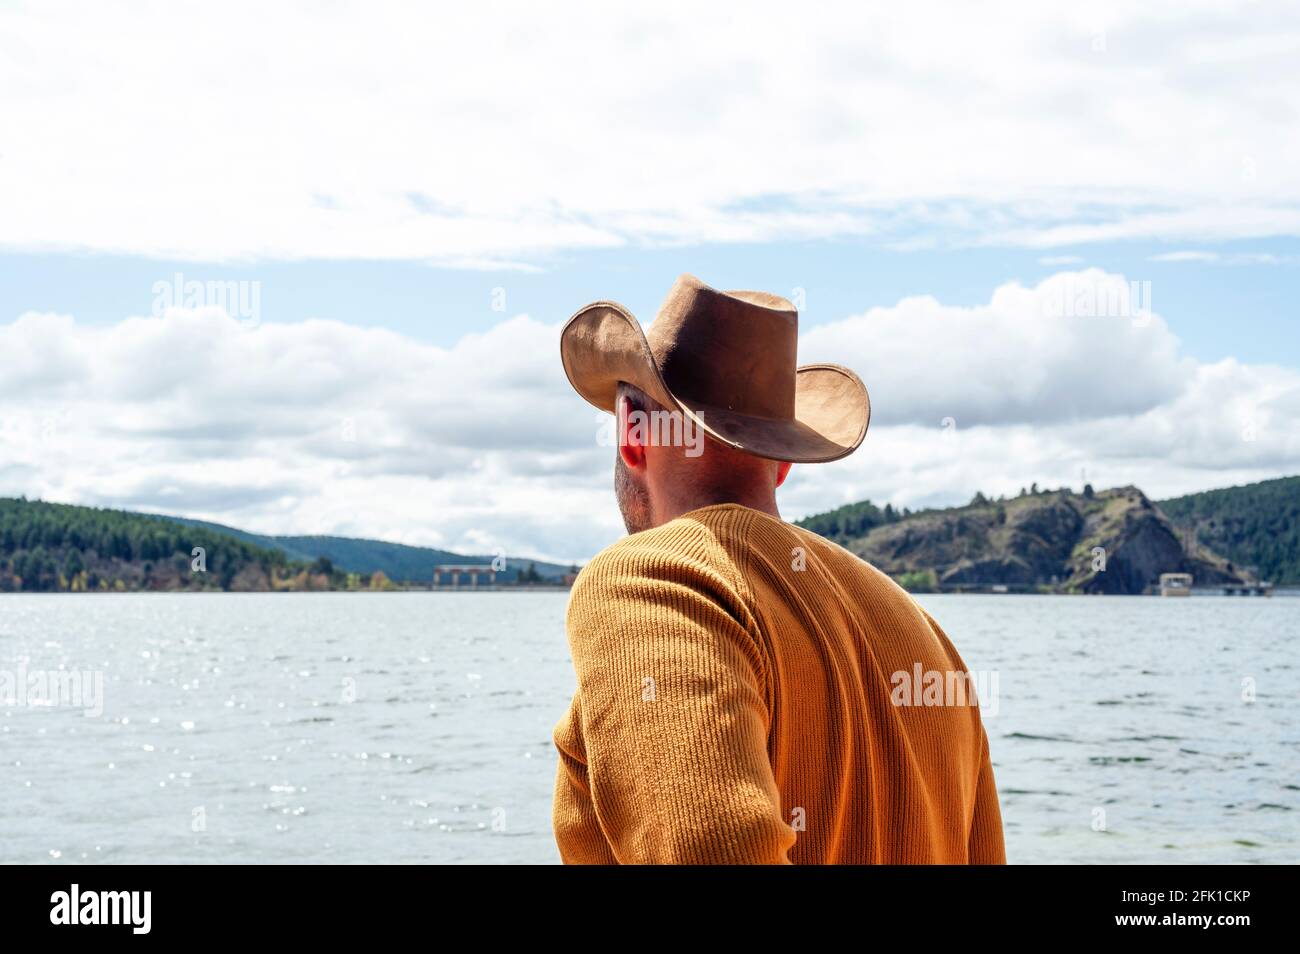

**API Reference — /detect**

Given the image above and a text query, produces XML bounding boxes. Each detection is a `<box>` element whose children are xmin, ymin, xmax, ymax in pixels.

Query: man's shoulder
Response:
<box><xmin>573</xmin><ymin>505</ymin><xmax>748</xmax><ymax>596</ymax></box>
<box><xmin>576</xmin><ymin>504</ymin><xmax>897</xmax><ymax>588</ymax></box>
<box><xmin>786</xmin><ymin>522</ymin><xmax>911</xmax><ymax>593</ymax></box>
<box><xmin>571</xmin><ymin>503</ymin><xmax>914</xmax><ymax>611</ymax></box>
<box><xmin>564</xmin><ymin>508</ymin><xmax>757</xmax><ymax>655</ymax></box>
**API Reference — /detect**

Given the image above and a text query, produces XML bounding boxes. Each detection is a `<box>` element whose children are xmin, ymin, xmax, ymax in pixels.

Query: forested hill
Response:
<box><xmin>796</xmin><ymin>479</ymin><xmax>1293</xmax><ymax>593</ymax></box>
<box><xmin>0</xmin><ymin>498</ymin><xmax>572</xmax><ymax>592</ymax></box>
<box><xmin>0</xmin><ymin>497</ymin><xmax>305</xmax><ymax>592</ymax></box>
<box><xmin>1157</xmin><ymin>476</ymin><xmax>1300</xmax><ymax>585</ymax></box>
<box><xmin>162</xmin><ymin>516</ymin><xmax>573</xmax><ymax>584</ymax></box>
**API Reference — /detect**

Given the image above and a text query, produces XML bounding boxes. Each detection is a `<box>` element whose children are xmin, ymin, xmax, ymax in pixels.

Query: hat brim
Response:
<box><xmin>560</xmin><ymin>301</ymin><xmax>870</xmax><ymax>464</ymax></box>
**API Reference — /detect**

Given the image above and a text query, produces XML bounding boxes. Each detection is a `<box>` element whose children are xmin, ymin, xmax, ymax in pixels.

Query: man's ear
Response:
<box><xmin>617</xmin><ymin>395</ymin><xmax>646</xmax><ymax>469</ymax></box>
<box><xmin>775</xmin><ymin>460</ymin><xmax>792</xmax><ymax>487</ymax></box>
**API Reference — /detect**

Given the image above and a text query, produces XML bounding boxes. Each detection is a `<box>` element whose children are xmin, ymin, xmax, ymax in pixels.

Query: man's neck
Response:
<box><xmin>653</xmin><ymin>490</ymin><xmax>781</xmax><ymax>526</ymax></box>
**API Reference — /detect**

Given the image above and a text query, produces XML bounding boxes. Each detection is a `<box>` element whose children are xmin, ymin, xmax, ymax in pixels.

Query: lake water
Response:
<box><xmin>2</xmin><ymin>592</ymin><xmax>1295</xmax><ymax>864</ymax></box>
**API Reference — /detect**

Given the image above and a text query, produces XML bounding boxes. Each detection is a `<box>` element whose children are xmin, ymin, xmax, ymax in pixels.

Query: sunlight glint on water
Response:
<box><xmin>1</xmin><ymin>592</ymin><xmax>1294</xmax><ymax>863</ymax></box>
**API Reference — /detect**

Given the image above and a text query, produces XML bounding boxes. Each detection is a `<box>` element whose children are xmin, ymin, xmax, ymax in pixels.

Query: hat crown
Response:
<box><xmin>558</xmin><ymin>272</ymin><xmax>869</xmax><ymax>463</ymax></box>
<box><xmin>646</xmin><ymin>274</ymin><xmax>797</xmax><ymax>420</ymax></box>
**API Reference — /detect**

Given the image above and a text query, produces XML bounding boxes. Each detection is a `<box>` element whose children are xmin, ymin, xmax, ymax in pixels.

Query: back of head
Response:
<box><xmin>616</xmin><ymin>382</ymin><xmax>788</xmax><ymax>532</ymax></box>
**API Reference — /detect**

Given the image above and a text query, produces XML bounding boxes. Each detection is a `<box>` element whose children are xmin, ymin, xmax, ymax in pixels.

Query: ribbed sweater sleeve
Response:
<box><xmin>552</xmin><ymin>537</ymin><xmax>796</xmax><ymax>865</ymax></box>
<box><xmin>919</xmin><ymin>607</ymin><xmax>1007</xmax><ymax>864</ymax></box>
<box><xmin>968</xmin><ymin>727</ymin><xmax>1007</xmax><ymax>863</ymax></box>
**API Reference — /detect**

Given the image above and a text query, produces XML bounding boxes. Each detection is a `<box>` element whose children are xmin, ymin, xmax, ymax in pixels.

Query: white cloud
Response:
<box><xmin>1</xmin><ymin>270</ymin><xmax>1296</xmax><ymax>561</ymax></box>
<box><xmin>1151</xmin><ymin>250</ymin><xmax>1222</xmax><ymax>263</ymax></box>
<box><xmin>1</xmin><ymin>2</ymin><xmax>1299</xmax><ymax>263</ymax></box>
<box><xmin>0</xmin><ymin>307</ymin><xmax>615</xmax><ymax>559</ymax></box>
<box><xmin>1150</xmin><ymin>250</ymin><xmax>1299</xmax><ymax>265</ymax></box>
<box><xmin>801</xmin><ymin>269</ymin><xmax>1188</xmax><ymax>427</ymax></box>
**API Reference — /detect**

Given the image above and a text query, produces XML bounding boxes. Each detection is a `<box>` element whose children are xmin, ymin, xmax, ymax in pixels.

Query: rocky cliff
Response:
<box><xmin>803</xmin><ymin>486</ymin><xmax>1250</xmax><ymax>594</ymax></box>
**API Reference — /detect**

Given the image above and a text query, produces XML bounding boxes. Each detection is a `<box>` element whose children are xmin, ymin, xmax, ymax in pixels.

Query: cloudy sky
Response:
<box><xmin>1</xmin><ymin>1</ymin><xmax>1298</xmax><ymax>563</ymax></box>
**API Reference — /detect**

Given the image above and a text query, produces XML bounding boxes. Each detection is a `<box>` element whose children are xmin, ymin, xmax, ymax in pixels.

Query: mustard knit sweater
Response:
<box><xmin>552</xmin><ymin>503</ymin><xmax>1006</xmax><ymax>865</ymax></box>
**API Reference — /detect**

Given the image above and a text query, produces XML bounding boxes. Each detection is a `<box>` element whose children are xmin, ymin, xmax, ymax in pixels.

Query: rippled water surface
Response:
<box><xmin>2</xmin><ymin>592</ymin><xmax>1295</xmax><ymax>863</ymax></box>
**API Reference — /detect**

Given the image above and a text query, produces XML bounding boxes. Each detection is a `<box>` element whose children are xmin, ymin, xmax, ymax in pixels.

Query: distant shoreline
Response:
<box><xmin>3</xmin><ymin>586</ymin><xmax>1295</xmax><ymax>597</ymax></box>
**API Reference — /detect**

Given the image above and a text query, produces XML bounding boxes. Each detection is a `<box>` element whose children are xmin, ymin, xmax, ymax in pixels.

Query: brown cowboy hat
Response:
<box><xmin>559</xmin><ymin>274</ymin><xmax>870</xmax><ymax>463</ymax></box>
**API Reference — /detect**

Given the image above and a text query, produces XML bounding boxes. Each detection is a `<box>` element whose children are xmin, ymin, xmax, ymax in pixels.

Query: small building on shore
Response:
<box><xmin>432</xmin><ymin>564</ymin><xmax>496</xmax><ymax>589</ymax></box>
